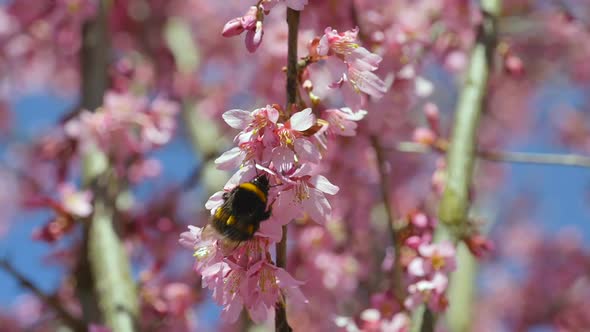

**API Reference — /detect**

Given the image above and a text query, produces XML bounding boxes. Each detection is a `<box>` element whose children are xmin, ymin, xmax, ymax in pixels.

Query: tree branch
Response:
<box><xmin>285</xmin><ymin>8</ymin><xmax>300</xmax><ymax>109</ymax></box>
<box><xmin>0</xmin><ymin>258</ymin><xmax>85</xmax><ymax>331</ymax></box>
<box><xmin>437</xmin><ymin>0</ymin><xmax>500</xmax><ymax>231</ymax></box>
<box><xmin>395</xmin><ymin>141</ymin><xmax>590</xmax><ymax>168</ymax></box>
<box><xmin>370</xmin><ymin>136</ymin><xmax>405</xmax><ymax>301</ymax></box>
<box><xmin>274</xmin><ymin>7</ymin><xmax>300</xmax><ymax>332</ymax></box>
<box><xmin>424</xmin><ymin>1</ymin><xmax>501</xmax><ymax>332</ymax></box>
<box><xmin>79</xmin><ymin>1</ymin><xmax>139</xmax><ymax>331</ymax></box>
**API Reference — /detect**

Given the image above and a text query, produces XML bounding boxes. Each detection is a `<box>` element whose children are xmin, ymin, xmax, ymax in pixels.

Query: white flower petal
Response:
<box><xmin>310</xmin><ymin>175</ymin><xmax>339</xmax><ymax>195</ymax></box>
<box><xmin>214</xmin><ymin>147</ymin><xmax>244</xmax><ymax>170</ymax></box>
<box><xmin>290</xmin><ymin>108</ymin><xmax>315</xmax><ymax>131</ymax></box>
<box><xmin>294</xmin><ymin>138</ymin><xmax>321</xmax><ymax>164</ymax></box>
<box><xmin>303</xmin><ymin>188</ymin><xmax>331</xmax><ymax>223</ymax></box>
<box><xmin>205</xmin><ymin>191</ymin><xmax>225</xmax><ymax>212</ymax></box>
<box><xmin>222</xmin><ymin>109</ymin><xmax>251</xmax><ymax>129</ymax></box>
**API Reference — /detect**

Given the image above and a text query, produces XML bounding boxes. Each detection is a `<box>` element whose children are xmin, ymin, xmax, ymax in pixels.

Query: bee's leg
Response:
<box><xmin>262</xmin><ymin>197</ymin><xmax>277</xmax><ymax>220</ymax></box>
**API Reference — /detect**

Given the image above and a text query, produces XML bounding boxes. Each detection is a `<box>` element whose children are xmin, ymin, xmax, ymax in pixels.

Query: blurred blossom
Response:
<box><xmin>0</xmin><ymin>0</ymin><xmax>589</xmax><ymax>331</ymax></box>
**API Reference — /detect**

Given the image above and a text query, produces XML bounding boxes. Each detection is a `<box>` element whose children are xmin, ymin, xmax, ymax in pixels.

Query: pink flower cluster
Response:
<box><xmin>181</xmin><ymin>103</ymin><xmax>366</xmax><ymax>322</ymax></box>
<box><xmin>29</xmin><ymin>183</ymin><xmax>93</xmax><ymax>242</ymax></box>
<box><xmin>405</xmin><ymin>241</ymin><xmax>456</xmax><ymax>312</ymax></box>
<box><xmin>399</xmin><ymin>213</ymin><xmax>457</xmax><ymax>313</ymax></box>
<box><xmin>222</xmin><ymin>1</ymin><xmax>308</xmax><ymax>53</ymax></box>
<box><xmin>335</xmin><ymin>309</ymin><xmax>410</xmax><ymax>332</ymax></box>
<box><xmin>180</xmin><ymin>225</ymin><xmax>307</xmax><ymax>322</ymax></box>
<box><xmin>210</xmin><ymin>105</ymin><xmax>343</xmax><ymax>236</ymax></box>
<box><xmin>311</xmin><ymin>27</ymin><xmax>388</xmax><ymax>98</ymax></box>
<box><xmin>64</xmin><ymin>91</ymin><xmax>179</xmax><ymax>181</ymax></box>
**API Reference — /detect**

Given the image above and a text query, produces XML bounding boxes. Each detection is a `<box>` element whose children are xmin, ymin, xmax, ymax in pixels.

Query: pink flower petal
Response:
<box><xmin>294</xmin><ymin>138</ymin><xmax>321</xmax><ymax>164</ymax></box>
<box><xmin>224</xmin><ymin>165</ymin><xmax>256</xmax><ymax>190</ymax></box>
<box><xmin>289</xmin><ymin>108</ymin><xmax>315</xmax><ymax>131</ymax></box>
<box><xmin>274</xmin><ymin>189</ymin><xmax>301</xmax><ymax>222</ymax></box>
<box><xmin>346</xmin><ymin>47</ymin><xmax>382</xmax><ymax>71</ymax></box>
<box><xmin>302</xmin><ymin>188</ymin><xmax>331</xmax><ymax>223</ymax></box>
<box><xmin>272</xmin><ymin>146</ymin><xmax>296</xmax><ymax>173</ymax></box>
<box><xmin>266</xmin><ymin>105</ymin><xmax>280</xmax><ymax>123</ymax></box>
<box><xmin>215</xmin><ymin>147</ymin><xmax>244</xmax><ymax>170</ymax></box>
<box><xmin>257</xmin><ymin>217</ymin><xmax>283</xmax><ymax>242</ymax></box>
<box><xmin>247</xmin><ymin>302</ymin><xmax>270</xmax><ymax>323</ymax></box>
<box><xmin>221</xmin><ymin>294</ymin><xmax>243</xmax><ymax>323</ymax></box>
<box><xmin>317</xmin><ymin>35</ymin><xmax>330</xmax><ymax>56</ymax></box>
<box><xmin>179</xmin><ymin>226</ymin><xmax>201</xmax><ymax>249</ymax></box>
<box><xmin>222</xmin><ymin>109</ymin><xmax>251</xmax><ymax>129</ymax></box>
<box><xmin>245</xmin><ymin>24</ymin><xmax>263</xmax><ymax>53</ymax></box>
<box><xmin>275</xmin><ymin>267</ymin><xmax>305</xmax><ymax>287</ymax></box>
<box><xmin>348</xmin><ymin>67</ymin><xmax>388</xmax><ymax>99</ymax></box>
<box><xmin>340</xmin><ymin>107</ymin><xmax>367</xmax><ymax>121</ymax></box>
<box><xmin>310</xmin><ymin>175</ymin><xmax>339</xmax><ymax>195</ymax></box>
<box><xmin>407</xmin><ymin>257</ymin><xmax>427</xmax><ymax>277</ymax></box>
<box><xmin>431</xmin><ymin>272</ymin><xmax>449</xmax><ymax>293</ymax></box>
<box><xmin>291</xmin><ymin>163</ymin><xmax>314</xmax><ymax>177</ymax></box>
<box><xmin>221</xmin><ymin>18</ymin><xmax>244</xmax><ymax>37</ymax></box>
<box><xmin>205</xmin><ymin>191</ymin><xmax>225</xmax><ymax>211</ymax></box>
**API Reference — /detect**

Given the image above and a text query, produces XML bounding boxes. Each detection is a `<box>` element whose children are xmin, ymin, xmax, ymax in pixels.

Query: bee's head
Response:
<box><xmin>251</xmin><ymin>174</ymin><xmax>270</xmax><ymax>193</ymax></box>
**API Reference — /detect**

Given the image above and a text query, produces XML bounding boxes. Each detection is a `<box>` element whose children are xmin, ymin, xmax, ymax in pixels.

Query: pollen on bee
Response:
<box><xmin>227</xmin><ymin>216</ymin><xmax>236</xmax><ymax>225</ymax></box>
<box><xmin>215</xmin><ymin>208</ymin><xmax>222</xmax><ymax>219</ymax></box>
<box><xmin>247</xmin><ymin>224</ymin><xmax>254</xmax><ymax>234</ymax></box>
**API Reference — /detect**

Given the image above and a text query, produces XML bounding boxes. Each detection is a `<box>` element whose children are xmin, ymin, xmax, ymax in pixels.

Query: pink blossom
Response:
<box><xmin>324</xmin><ymin>107</ymin><xmax>367</xmax><ymax>136</ymax></box>
<box><xmin>317</xmin><ymin>27</ymin><xmax>360</xmax><ymax>57</ymax></box>
<box><xmin>408</xmin><ymin>241</ymin><xmax>457</xmax><ymax>278</ymax></box>
<box><xmin>381</xmin><ymin>312</ymin><xmax>411</xmax><ymax>332</ymax></box>
<box><xmin>222</xmin><ymin>6</ymin><xmax>265</xmax><ymax>53</ymax></box>
<box><xmin>179</xmin><ymin>226</ymin><xmax>222</xmax><ymax>271</ymax></box>
<box><xmin>64</xmin><ymin>92</ymin><xmax>179</xmax><ymax>168</ymax></box>
<box><xmin>276</xmin><ymin>108</ymin><xmax>321</xmax><ymax>163</ymax></box>
<box><xmin>271</xmin><ymin>163</ymin><xmax>339</xmax><ymax>223</ymax></box>
<box><xmin>200</xmin><ymin>257</ymin><xmax>307</xmax><ymax>324</ymax></box>
<box><xmin>316</xmin><ymin>27</ymin><xmax>388</xmax><ymax>98</ymax></box>
<box><xmin>58</xmin><ymin>183</ymin><xmax>92</xmax><ymax>217</ymax></box>
<box><xmin>404</xmin><ymin>272</ymin><xmax>449</xmax><ymax>312</ymax></box>
<box><xmin>413</xmin><ymin>127</ymin><xmax>437</xmax><ymax>145</ymax></box>
<box><xmin>464</xmin><ymin>234</ymin><xmax>495</xmax><ymax>258</ymax></box>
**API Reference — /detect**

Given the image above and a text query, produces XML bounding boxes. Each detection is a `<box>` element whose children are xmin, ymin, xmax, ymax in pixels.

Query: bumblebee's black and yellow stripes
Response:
<box><xmin>211</xmin><ymin>174</ymin><xmax>271</xmax><ymax>242</ymax></box>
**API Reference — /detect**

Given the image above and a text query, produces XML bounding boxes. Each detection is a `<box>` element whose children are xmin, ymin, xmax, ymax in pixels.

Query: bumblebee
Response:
<box><xmin>210</xmin><ymin>174</ymin><xmax>272</xmax><ymax>242</ymax></box>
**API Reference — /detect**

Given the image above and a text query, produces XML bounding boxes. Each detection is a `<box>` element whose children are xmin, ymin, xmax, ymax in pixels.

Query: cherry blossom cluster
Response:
<box><xmin>64</xmin><ymin>91</ymin><xmax>179</xmax><ymax>181</ymax></box>
<box><xmin>307</xmin><ymin>27</ymin><xmax>388</xmax><ymax>99</ymax></box>
<box><xmin>181</xmin><ymin>103</ymin><xmax>368</xmax><ymax>322</ymax></box>
<box><xmin>222</xmin><ymin>0</ymin><xmax>308</xmax><ymax>52</ymax></box>
<box><xmin>2</xmin><ymin>0</ymin><xmax>590</xmax><ymax>331</ymax></box>
<box><xmin>25</xmin><ymin>91</ymin><xmax>178</xmax><ymax>243</ymax></box>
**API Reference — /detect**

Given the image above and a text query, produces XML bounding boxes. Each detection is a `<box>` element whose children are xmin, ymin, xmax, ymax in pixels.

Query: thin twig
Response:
<box><xmin>274</xmin><ymin>7</ymin><xmax>300</xmax><ymax>332</ymax></box>
<box><xmin>182</xmin><ymin>151</ymin><xmax>218</xmax><ymax>192</ymax></box>
<box><xmin>0</xmin><ymin>259</ymin><xmax>85</xmax><ymax>331</ymax></box>
<box><xmin>285</xmin><ymin>9</ymin><xmax>300</xmax><ymax>108</ymax></box>
<box><xmin>395</xmin><ymin>141</ymin><xmax>590</xmax><ymax>168</ymax></box>
<box><xmin>350</xmin><ymin>0</ymin><xmax>406</xmax><ymax>303</ymax></box>
<box><xmin>370</xmin><ymin>136</ymin><xmax>405</xmax><ymax>301</ymax></box>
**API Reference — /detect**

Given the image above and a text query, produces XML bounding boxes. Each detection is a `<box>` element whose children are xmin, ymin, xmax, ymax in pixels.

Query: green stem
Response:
<box><xmin>438</xmin><ymin>0</ymin><xmax>500</xmax><ymax>231</ymax></box>
<box><xmin>395</xmin><ymin>141</ymin><xmax>590</xmax><ymax>168</ymax></box>
<box><xmin>417</xmin><ymin>1</ymin><xmax>501</xmax><ymax>331</ymax></box>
